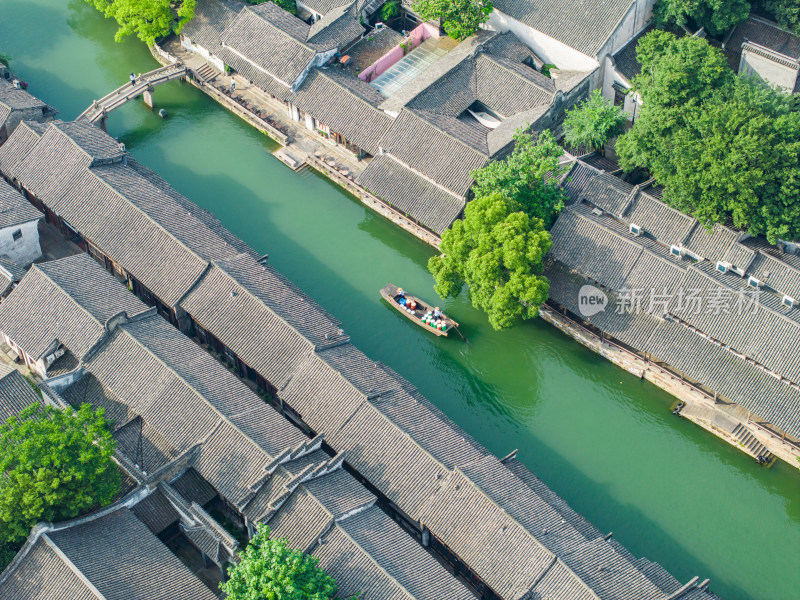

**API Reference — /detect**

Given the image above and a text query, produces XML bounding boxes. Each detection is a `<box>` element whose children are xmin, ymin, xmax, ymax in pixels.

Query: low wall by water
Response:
<box><xmin>539</xmin><ymin>304</ymin><xmax>800</xmax><ymax>468</ymax></box>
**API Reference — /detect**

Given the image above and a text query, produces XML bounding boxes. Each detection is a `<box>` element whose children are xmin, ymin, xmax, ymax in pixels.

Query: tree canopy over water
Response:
<box><xmin>84</xmin><ymin>0</ymin><xmax>196</xmax><ymax>46</ymax></box>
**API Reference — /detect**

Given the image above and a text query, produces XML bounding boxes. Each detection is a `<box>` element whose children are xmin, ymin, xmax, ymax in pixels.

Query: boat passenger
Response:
<box><xmin>433</xmin><ymin>306</ymin><xmax>442</xmax><ymax>319</ymax></box>
<box><xmin>396</xmin><ymin>288</ymin><xmax>407</xmax><ymax>306</ymax></box>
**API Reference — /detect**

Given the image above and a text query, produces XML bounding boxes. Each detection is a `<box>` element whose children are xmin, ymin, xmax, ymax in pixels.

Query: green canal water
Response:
<box><xmin>4</xmin><ymin>1</ymin><xmax>800</xmax><ymax>597</ymax></box>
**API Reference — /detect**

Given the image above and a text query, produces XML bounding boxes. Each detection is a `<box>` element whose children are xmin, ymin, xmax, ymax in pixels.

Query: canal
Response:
<box><xmin>4</xmin><ymin>1</ymin><xmax>799</xmax><ymax>598</ymax></box>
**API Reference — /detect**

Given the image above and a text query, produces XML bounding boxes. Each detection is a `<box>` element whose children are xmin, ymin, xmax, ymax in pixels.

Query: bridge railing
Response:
<box><xmin>77</xmin><ymin>63</ymin><xmax>187</xmax><ymax>122</ymax></box>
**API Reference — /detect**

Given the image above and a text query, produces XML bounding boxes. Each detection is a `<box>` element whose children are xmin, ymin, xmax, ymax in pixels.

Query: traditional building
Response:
<box><xmin>485</xmin><ymin>0</ymin><xmax>656</xmax><ymax>86</ymax></box>
<box><xmin>178</xmin><ymin>247</ymin><xmax>720</xmax><ymax>600</ymax></box>
<box><xmin>26</xmin><ymin>254</ymin><xmax>473</xmax><ymax>599</ymax></box>
<box><xmin>0</xmin><ymin>116</ymin><xmax>721</xmax><ymax>599</ymax></box>
<box><xmin>0</xmin><ymin>76</ymin><xmax>56</xmax><ymax>145</ymax></box>
<box><xmin>0</xmin><ymin>496</ymin><xmax>219</xmax><ymax>600</ymax></box>
<box><xmin>357</xmin><ymin>30</ymin><xmax>593</xmax><ymax>233</ymax></box>
<box><xmin>0</xmin><ymin>119</ymin><xmax>255</xmax><ymax>328</ymax></box>
<box><xmin>0</xmin><ymin>362</ymin><xmax>41</xmax><ymax>421</ymax></box>
<box><xmin>723</xmin><ymin>15</ymin><xmax>800</xmax><ymax>92</ymax></box>
<box><xmin>546</xmin><ymin>161</ymin><xmax>800</xmax><ymax>463</ymax></box>
<box><xmin>0</xmin><ymin>254</ymin><xmax>149</xmax><ymax>377</ymax></box>
<box><xmin>0</xmin><ymin>177</ymin><xmax>43</xmax><ymax>268</ymax></box>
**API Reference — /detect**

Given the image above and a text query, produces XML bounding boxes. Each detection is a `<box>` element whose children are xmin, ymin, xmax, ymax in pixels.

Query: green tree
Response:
<box><xmin>563</xmin><ymin>89</ymin><xmax>627</xmax><ymax>150</ymax></box>
<box><xmin>0</xmin><ymin>53</ymin><xmax>11</xmax><ymax>68</ymax></box>
<box><xmin>0</xmin><ymin>403</ymin><xmax>119</xmax><ymax>545</ymax></box>
<box><xmin>412</xmin><ymin>0</ymin><xmax>493</xmax><ymax>40</ymax></box>
<box><xmin>653</xmin><ymin>0</ymin><xmax>750</xmax><ymax>36</ymax></box>
<box><xmin>757</xmin><ymin>0</ymin><xmax>800</xmax><ymax>35</ymax></box>
<box><xmin>617</xmin><ymin>30</ymin><xmax>800</xmax><ymax>243</ymax></box>
<box><xmin>633</xmin><ymin>30</ymin><xmax>733</xmax><ymax>108</ymax></box>
<box><xmin>84</xmin><ymin>0</ymin><xmax>196</xmax><ymax>46</ymax></box>
<box><xmin>429</xmin><ymin>193</ymin><xmax>552</xmax><ymax>330</ymax></box>
<box><xmin>470</xmin><ymin>129</ymin><xmax>567</xmax><ymax>227</ymax></box>
<box><xmin>251</xmin><ymin>0</ymin><xmax>297</xmax><ymax>15</ymax></box>
<box><xmin>223</xmin><ymin>524</ymin><xmax>346</xmax><ymax>600</ymax></box>
<box><xmin>380</xmin><ymin>0</ymin><xmax>400</xmax><ymax>20</ymax></box>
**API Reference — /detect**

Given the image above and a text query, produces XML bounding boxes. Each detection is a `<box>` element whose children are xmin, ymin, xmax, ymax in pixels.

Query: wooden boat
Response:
<box><xmin>380</xmin><ymin>283</ymin><xmax>458</xmax><ymax>337</ymax></box>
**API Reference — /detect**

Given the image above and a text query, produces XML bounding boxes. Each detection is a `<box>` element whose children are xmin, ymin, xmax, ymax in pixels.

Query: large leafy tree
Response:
<box><xmin>0</xmin><ymin>403</ymin><xmax>119</xmax><ymax>545</ymax></box>
<box><xmin>757</xmin><ymin>0</ymin><xmax>800</xmax><ymax>35</ymax></box>
<box><xmin>617</xmin><ymin>30</ymin><xmax>800</xmax><ymax>243</ymax></box>
<box><xmin>412</xmin><ymin>0</ymin><xmax>493</xmax><ymax>40</ymax></box>
<box><xmin>429</xmin><ymin>193</ymin><xmax>552</xmax><ymax>330</ymax></box>
<box><xmin>84</xmin><ymin>0</ymin><xmax>196</xmax><ymax>46</ymax></box>
<box><xmin>223</xmin><ymin>525</ymin><xmax>348</xmax><ymax>600</ymax></box>
<box><xmin>563</xmin><ymin>89</ymin><xmax>627</xmax><ymax>150</ymax></box>
<box><xmin>653</xmin><ymin>0</ymin><xmax>750</xmax><ymax>36</ymax></box>
<box><xmin>470</xmin><ymin>129</ymin><xmax>567</xmax><ymax>227</ymax></box>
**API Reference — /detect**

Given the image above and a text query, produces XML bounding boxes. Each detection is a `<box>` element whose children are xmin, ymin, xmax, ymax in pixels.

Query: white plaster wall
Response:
<box><xmin>740</xmin><ymin>50</ymin><xmax>799</xmax><ymax>91</ymax></box>
<box><xmin>0</xmin><ymin>219</ymin><xmax>41</xmax><ymax>266</ymax></box>
<box><xmin>485</xmin><ymin>11</ymin><xmax>599</xmax><ymax>72</ymax></box>
<box><xmin>182</xmin><ymin>37</ymin><xmax>226</xmax><ymax>73</ymax></box>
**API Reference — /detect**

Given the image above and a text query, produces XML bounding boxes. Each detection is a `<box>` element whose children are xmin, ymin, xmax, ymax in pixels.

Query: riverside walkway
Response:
<box><xmin>77</xmin><ymin>63</ymin><xmax>188</xmax><ymax>127</ymax></box>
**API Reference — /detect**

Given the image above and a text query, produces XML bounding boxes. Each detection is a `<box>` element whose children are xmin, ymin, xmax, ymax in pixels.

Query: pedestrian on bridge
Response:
<box><xmin>130</xmin><ymin>72</ymin><xmax>136</xmax><ymax>86</ymax></box>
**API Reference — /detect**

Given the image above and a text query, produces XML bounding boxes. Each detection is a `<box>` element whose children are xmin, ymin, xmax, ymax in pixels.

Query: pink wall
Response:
<box><xmin>358</xmin><ymin>23</ymin><xmax>439</xmax><ymax>82</ymax></box>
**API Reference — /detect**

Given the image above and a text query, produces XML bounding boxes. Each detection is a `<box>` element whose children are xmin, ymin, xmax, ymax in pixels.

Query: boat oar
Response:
<box><xmin>452</xmin><ymin>324</ymin><xmax>470</xmax><ymax>345</ymax></box>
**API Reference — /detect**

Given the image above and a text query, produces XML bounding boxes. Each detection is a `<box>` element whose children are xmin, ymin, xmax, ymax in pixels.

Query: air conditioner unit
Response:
<box><xmin>747</xmin><ymin>276</ymin><xmax>761</xmax><ymax>288</ymax></box>
<box><xmin>783</xmin><ymin>295</ymin><xmax>797</xmax><ymax>308</ymax></box>
<box><xmin>44</xmin><ymin>347</ymin><xmax>66</xmax><ymax>366</ymax></box>
<box><xmin>670</xmin><ymin>245</ymin><xmax>684</xmax><ymax>258</ymax></box>
<box><xmin>630</xmin><ymin>223</ymin><xmax>642</xmax><ymax>236</ymax></box>
<box><xmin>716</xmin><ymin>261</ymin><xmax>731</xmax><ymax>274</ymax></box>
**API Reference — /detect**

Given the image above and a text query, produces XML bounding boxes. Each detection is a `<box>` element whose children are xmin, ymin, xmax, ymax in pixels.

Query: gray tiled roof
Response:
<box><xmin>378</xmin><ymin>109</ymin><xmax>488</xmax><ymax>196</ymax></box>
<box><xmin>682</xmin><ymin>222</ymin><xmax>739</xmax><ymax>261</ymax></box>
<box><xmin>181</xmin><ymin>253</ymin><xmax>345</xmax><ymax>389</ymax></box>
<box><xmin>181</xmin><ymin>0</ymin><xmax>241</xmax><ymax>50</ymax></box>
<box><xmin>290</xmin><ymin>68</ymin><xmax>392</xmax><ymax>155</ymax></box>
<box><xmin>0</xmin><ymin>504</ymin><xmax>217</xmax><ymax>600</ymax></box>
<box><xmin>218</xmin><ymin>0</ymin><xmax>363</xmax><ymax>92</ymax></box>
<box><xmin>562</xmin><ymin>159</ymin><xmax>602</xmax><ymax>205</ymax></box>
<box><xmin>376</xmin><ymin>31</ymin><xmax>567</xmax><ymax>196</ymax></box>
<box><xmin>578</xmin><ymin>173</ymin><xmax>634</xmax><ymax>216</ymax></box>
<box><xmin>669</xmin><ymin>262</ymin><xmax>800</xmax><ymax>383</ymax></box>
<box><xmin>221</xmin><ymin>3</ymin><xmax>316</xmax><ymax>87</ymax></box>
<box><xmin>306</xmin><ymin>1</ymin><xmax>364</xmax><ymax>48</ymax></box>
<box><xmin>622</xmin><ymin>189</ymin><xmax>695</xmax><ymax>247</ymax></box>
<box><xmin>2</xmin><ymin>121</ymin><xmax>253</xmax><ymax>307</ymax></box>
<box><xmin>0</xmin><ymin>120</ymin><xmax>46</xmax><ymax>173</ymax></box>
<box><xmin>547</xmin><ymin>186</ymin><xmax>800</xmax><ymax>439</ymax></box>
<box><xmin>612</xmin><ymin>25</ymin><xmax>653</xmax><ymax>82</ymax></box>
<box><xmin>743</xmin><ymin>239</ymin><xmax>800</xmax><ymax>299</ymax></box>
<box><xmin>0</xmin><ymin>178</ymin><xmax>41</xmax><ymax>229</ymax></box>
<box><xmin>264</xmin><ymin>466</ymin><xmax>474</xmax><ymax>600</ymax></box>
<box><xmin>357</xmin><ymin>153</ymin><xmax>465</xmax><ymax>233</ymax></box>
<box><xmin>0</xmin><ymin>80</ymin><xmax>55</xmax><ymax>132</ymax></box>
<box><xmin>725</xmin><ymin>15</ymin><xmax>800</xmax><ymax>71</ymax></box>
<box><xmin>0</xmin><ymin>363</ymin><xmax>41</xmax><ymax>422</ymax></box>
<box><xmin>0</xmin><ymin>254</ymin><xmax>148</xmax><ymax>361</ymax></box>
<box><xmin>490</xmin><ymin>0</ymin><xmax>637</xmax><ymax>57</ymax></box>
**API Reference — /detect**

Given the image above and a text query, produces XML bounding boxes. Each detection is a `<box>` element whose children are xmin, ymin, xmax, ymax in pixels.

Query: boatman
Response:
<box><xmin>396</xmin><ymin>288</ymin><xmax>406</xmax><ymax>306</ymax></box>
<box><xmin>433</xmin><ymin>306</ymin><xmax>442</xmax><ymax>319</ymax></box>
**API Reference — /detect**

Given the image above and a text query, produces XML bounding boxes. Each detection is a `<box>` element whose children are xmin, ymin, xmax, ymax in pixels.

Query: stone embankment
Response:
<box><xmin>151</xmin><ymin>45</ymin><xmax>798</xmax><ymax>469</ymax></box>
<box><xmin>150</xmin><ymin>44</ymin><xmax>441</xmax><ymax>249</ymax></box>
<box><xmin>540</xmin><ymin>305</ymin><xmax>800</xmax><ymax>468</ymax></box>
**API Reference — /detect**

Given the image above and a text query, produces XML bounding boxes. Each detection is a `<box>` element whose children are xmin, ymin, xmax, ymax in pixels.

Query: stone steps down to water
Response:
<box><xmin>731</xmin><ymin>423</ymin><xmax>773</xmax><ymax>461</ymax></box>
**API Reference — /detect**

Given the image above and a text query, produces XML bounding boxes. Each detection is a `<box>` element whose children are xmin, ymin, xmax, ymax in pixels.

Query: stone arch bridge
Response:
<box><xmin>77</xmin><ymin>63</ymin><xmax>188</xmax><ymax>129</ymax></box>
